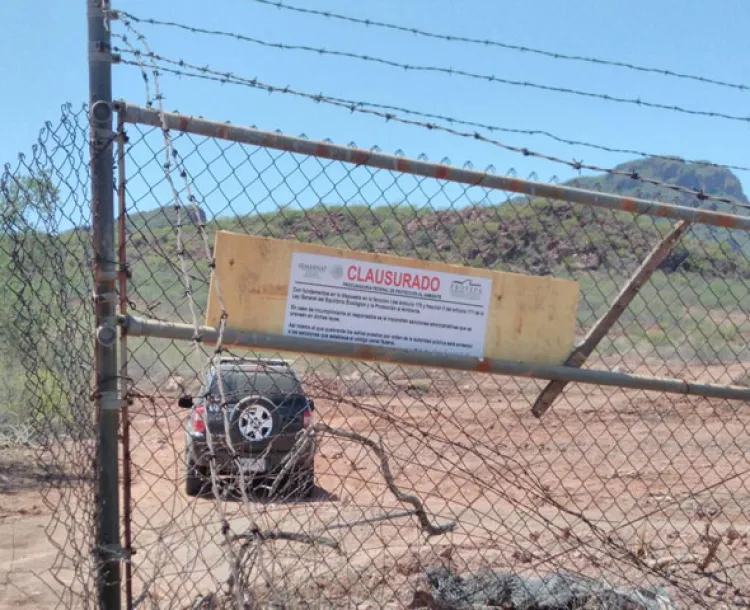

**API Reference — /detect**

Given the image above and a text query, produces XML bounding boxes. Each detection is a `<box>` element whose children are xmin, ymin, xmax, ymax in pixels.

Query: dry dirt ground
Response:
<box><xmin>3</xmin><ymin>363</ymin><xmax>750</xmax><ymax>608</ymax></box>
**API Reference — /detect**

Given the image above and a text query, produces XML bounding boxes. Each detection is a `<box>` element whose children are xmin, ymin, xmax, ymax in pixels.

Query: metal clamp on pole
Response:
<box><xmin>99</xmin><ymin>391</ymin><xmax>123</xmax><ymax>411</ymax></box>
<box><xmin>93</xmin><ymin>290</ymin><xmax>118</xmax><ymax>306</ymax></box>
<box><xmin>97</xmin><ymin>321</ymin><xmax>117</xmax><ymax>348</ymax></box>
<box><xmin>96</xmin><ymin>269</ymin><xmax>119</xmax><ymax>282</ymax></box>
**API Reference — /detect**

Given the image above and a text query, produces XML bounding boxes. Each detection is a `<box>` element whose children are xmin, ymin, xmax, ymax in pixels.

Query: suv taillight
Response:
<box><xmin>192</xmin><ymin>406</ymin><xmax>207</xmax><ymax>434</ymax></box>
<box><xmin>302</xmin><ymin>410</ymin><xmax>312</xmax><ymax>429</ymax></box>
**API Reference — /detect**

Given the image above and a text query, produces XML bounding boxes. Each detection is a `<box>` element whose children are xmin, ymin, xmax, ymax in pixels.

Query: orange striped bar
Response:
<box><xmin>118</xmin><ymin>101</ymin><xmax>750</xmax><ymax>232</ymax></box>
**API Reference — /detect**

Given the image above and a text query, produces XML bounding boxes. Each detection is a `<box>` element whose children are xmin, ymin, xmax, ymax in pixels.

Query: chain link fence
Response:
<box><xmin>116</xmin><ymin>107</ymin><xmax>750</xmax><ymax>609</ymax></box>
<box><xmin>0</xmin><ymin>104</ymin><xmax>99</xmax><ymax>609</ymax></box>
<box><xmin>3</xmin><ymin>102</ymin><xmax>750</xmax><ymax>608</ymax></box>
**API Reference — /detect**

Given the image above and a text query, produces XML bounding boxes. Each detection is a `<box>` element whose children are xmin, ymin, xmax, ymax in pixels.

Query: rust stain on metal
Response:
<box><xmin>476</xmin><ymin>360</ymin><xmax>492</xmax><ymax>373</ymax></box>
<box><xmin>710</xmin><ymin>214</ymin><xmax>736</xmax><ymax>229</ymax></box>
<box><xmin>315</xmin><ymin>143</ymin><xmax>331</xmax><ymax>159</ymax></box>
<box><xmin>351</xmin><ymin>150</ymin><xmax>370</xmax><ymax>166</ymax></box>
<box><xmin>435</xmin><ymin>165</ymin><xmax>449</xmax><ymax>180</ymax></box>
<box><xmin>354</xmin><ymin>345</ymin><xmax>377</xmax><ymax>361</ymax></box>
<box><xmin>698</xmin><ymin>212</ymin><xmax>734</xmax><ymax>227</ymax></box>
<box><xmin>621</xmin><ymin>198</ymin><xmax>638</xmax><ymax>214</ymax></box>
<box><xmin>218</xmin><ymin>124</ymin><xmax>229</xmax><ymax>140</ymax></box>
<box><xmin>506</xmin><ymin>179</ymin><xmax>524</xmax><ymax>194</ymax></box>
<box><xmin>178</xmin><ymin>116</ymin><xmax>189</xmax><ymax>132</ymax></box>
<box><xmin>396</xmin><ymin>158</ymin><xmax>410</xmax><ymax>173</ymax></box>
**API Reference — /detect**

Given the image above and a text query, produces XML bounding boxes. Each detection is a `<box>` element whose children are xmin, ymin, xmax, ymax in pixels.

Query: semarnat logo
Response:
<box><xmin>298</xmin><ymin>262</ymin><xmax>327</xmax><ymax>279</ymax></box>
<box><xmin>450</xmin><ymin>279</ymin><xmax>483</xmax><ymax>300</ymax></box>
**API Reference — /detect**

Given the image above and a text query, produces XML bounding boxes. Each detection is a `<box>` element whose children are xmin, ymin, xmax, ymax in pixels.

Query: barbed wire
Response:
<box><xmin>110</xmin><ymin>15</ymin><xmax>750</xmax><ymax>176</ymax></box>
<box><xmin>115</xmin><ymin>51</ymin><xmax>750</xmax><ymax>211</ymax></box>
<box><xmin>115</xmin><ymin>11</ymin><xmax>750</xmax><ymax>126</ymax></box>
<box><xmin>249</xmin><ymin>0</ymin><xmax>750</xmax><ymax>94</ymax></box>
<box><xmin>111</xmin><ymin>48</ymin><xmax>750</xmax><ymax>178</ymax></box>
<box><xmin>112</xmin><ymin>11</ymin><xmax>253</xmax><ymax>605</ymax></box>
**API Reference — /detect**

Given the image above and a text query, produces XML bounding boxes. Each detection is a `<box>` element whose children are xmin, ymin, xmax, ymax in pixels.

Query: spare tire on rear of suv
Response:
<box><xmin>231</xmin><ymin>396</ymin><xmax>283</xmax><ymax>449</ymax></box>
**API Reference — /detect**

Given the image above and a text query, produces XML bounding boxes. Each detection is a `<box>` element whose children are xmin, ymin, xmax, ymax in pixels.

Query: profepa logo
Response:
<box><xmin>298</xmin><ymin>262</ymin><xmax>327</xmax><ymax>279</ymax></box>
<box><xmin>450</xmin><ymin>279</ymin><xmax>483</xmax><ymax>300</ymax></box>
<box><xmin>329</xmin><ymin>264</ymin><xmax>344</xmax><ymax>280</ymax></box>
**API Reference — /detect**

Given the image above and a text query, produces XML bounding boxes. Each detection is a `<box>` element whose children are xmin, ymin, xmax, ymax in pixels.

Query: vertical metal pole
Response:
<box><xmin>88</xmin><ymin>1</ymin><xmax>121</xmax><ymax>609</ymax></box>
<box><xmin>116</xmin><ymin>111</ymin><xmax>133</xmax><ymax>610</ymax></box>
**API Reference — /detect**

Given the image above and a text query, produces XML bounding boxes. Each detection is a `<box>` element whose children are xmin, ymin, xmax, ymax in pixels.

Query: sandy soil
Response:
<box><xmin>4</xmin><ymin>363</ymin><xmax>750</xmax><ymax>608</ymax></box>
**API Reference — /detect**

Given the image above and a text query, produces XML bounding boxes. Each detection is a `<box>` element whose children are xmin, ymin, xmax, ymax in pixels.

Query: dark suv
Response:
<box><xmin>178</xmin><ymin>357</ymin><xmax>316</xmax><ymax>498</ymax></box>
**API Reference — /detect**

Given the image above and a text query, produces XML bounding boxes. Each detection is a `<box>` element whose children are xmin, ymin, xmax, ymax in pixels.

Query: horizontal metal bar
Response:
<box><xmin>121</xmin><ymin>314</ymin><xmax>750</xmax><ymax>403</ymax></box>
<box><xmin>118</xmin><ymin>102</ymin><xmax>750</xmax><ymax>232</ymax></box>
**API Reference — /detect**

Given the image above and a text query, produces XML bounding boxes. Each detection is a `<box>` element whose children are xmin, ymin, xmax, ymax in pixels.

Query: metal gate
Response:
<box><xmin>110</xmin><ymin>100</ymin><xmax>750</xmax><ymax>609</ymax></box>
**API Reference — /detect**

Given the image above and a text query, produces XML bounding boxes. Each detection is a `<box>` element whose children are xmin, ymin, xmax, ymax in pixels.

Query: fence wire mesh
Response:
<box><xmin>115</xmin><ymin>113</ymin><xmax>750</xmax><ymax>609</ymax></box>
<box><xmin>3</xmin><ymin>102</ymin><xmax>750</xmax><ymax>609</ymax></box>
<box><xmin>0</xmin><ymin>104</ymin><xmax>99</xmax><ymax>609</ymax></box>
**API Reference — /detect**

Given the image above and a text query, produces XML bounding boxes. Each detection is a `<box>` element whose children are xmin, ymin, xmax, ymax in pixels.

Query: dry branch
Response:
<box><xmin>230</xmin><ymin>528</ymin><xmax>341</xmax><ymax>553</ymax></box>
<box><xmin>314</xmin><ymin>422</ymin><xmax>456</xmax><ymax>537</ymax></box>
<box><xmin>700</xmin><ymin>535</ymin><xmax>722</xmax><ymax>572</ymax></box>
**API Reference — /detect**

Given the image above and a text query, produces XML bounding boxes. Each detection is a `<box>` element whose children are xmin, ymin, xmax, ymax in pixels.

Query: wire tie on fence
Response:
<box><xmin>97</xmin><ymin>269</ymin><xmax>118</xmax><ymax>281</ymax></box>
<box><xmin>99</xmin><ymin>543</ymin><xmax>131</xmax><ymax>563</ymax></box>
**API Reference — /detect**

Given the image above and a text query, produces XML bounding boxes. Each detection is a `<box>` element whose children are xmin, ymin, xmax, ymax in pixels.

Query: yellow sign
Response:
<box><xmin>206</xmin><ymin>231</ymin><xmax>579</xmax><ymax>365</ymax></box>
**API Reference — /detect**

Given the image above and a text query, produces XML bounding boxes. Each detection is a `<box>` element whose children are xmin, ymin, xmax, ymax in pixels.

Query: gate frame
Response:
<box><xmin>113</xmin><ymin>101</ymin><xmax>750</xmax><ymax>606</ymax></box>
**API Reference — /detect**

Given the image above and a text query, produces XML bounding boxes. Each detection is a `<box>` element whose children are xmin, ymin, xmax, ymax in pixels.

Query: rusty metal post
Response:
<box><xmin>116</xmin><ymin>109</ymin><xmax>133</xmax><ymax>609</ymax></box>
<box><xmin>88</xmin><ymin>1</ymin><xmax>121</xmax><ymax>608</ymax></box>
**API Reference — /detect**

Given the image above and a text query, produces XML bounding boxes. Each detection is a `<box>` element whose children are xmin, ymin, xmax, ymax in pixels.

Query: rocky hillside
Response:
<box><xmin>566</xmin><ymin>157</ymin><xmax>749</xmax><ymax>212</ymax></box>
<box><xmin>119</xmin><ymin>157</ymin><xmax>750</xmax><ymax>289</ymax></box>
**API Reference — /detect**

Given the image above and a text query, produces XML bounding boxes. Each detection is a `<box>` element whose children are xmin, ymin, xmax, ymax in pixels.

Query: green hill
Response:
<box><xmin>565</xmin><ymin>157</ymin><xmax>749</xmax><ymax>211</ymax></box>
<box><xmin>126</xmin><ymin>205</ymin><xmax>207</xmax><ymax>233</ymax></box>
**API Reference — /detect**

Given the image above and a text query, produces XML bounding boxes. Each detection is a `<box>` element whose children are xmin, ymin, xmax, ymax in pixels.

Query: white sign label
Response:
<box><xmin>283</xmin><ymin>252</ymin><xmax>492</xmax><ymax>358</ymax></box>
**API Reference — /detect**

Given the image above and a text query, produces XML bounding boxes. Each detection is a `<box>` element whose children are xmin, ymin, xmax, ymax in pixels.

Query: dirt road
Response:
<box><xmin>4</xmin><ymin>364</ymin><xmax>750</xmax><ymax>608</ymax></box>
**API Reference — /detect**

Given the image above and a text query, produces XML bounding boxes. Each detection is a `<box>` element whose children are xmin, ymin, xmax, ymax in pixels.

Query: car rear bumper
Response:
<box><xmin>187</xmin><ymin>433</ymin><xmax>315</xmax><ymax>476</ymax></box>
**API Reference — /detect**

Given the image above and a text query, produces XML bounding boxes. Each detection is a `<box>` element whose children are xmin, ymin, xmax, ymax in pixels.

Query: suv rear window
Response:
<box><xmin>209</xmin><ymin>368</ymin><xmax>302</xmax><ymax>398</ymax></box>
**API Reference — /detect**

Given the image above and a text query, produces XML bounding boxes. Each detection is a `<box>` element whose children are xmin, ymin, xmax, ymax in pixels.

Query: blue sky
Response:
<box><xmin>2</xmin><ymin>0</ymin><xmax>749</xmax><ymax>206</ymax></box>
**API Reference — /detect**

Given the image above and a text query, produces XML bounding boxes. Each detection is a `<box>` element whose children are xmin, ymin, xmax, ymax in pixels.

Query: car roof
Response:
<box><xmin>211</xmin><ymin>362</ymin><xmax>299</xmax><ymax>376</ymax></box>
<box><xmin>216</xmin><ymin>356</ymin><xmax>293</xmax><ymax>367</ymax></box>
